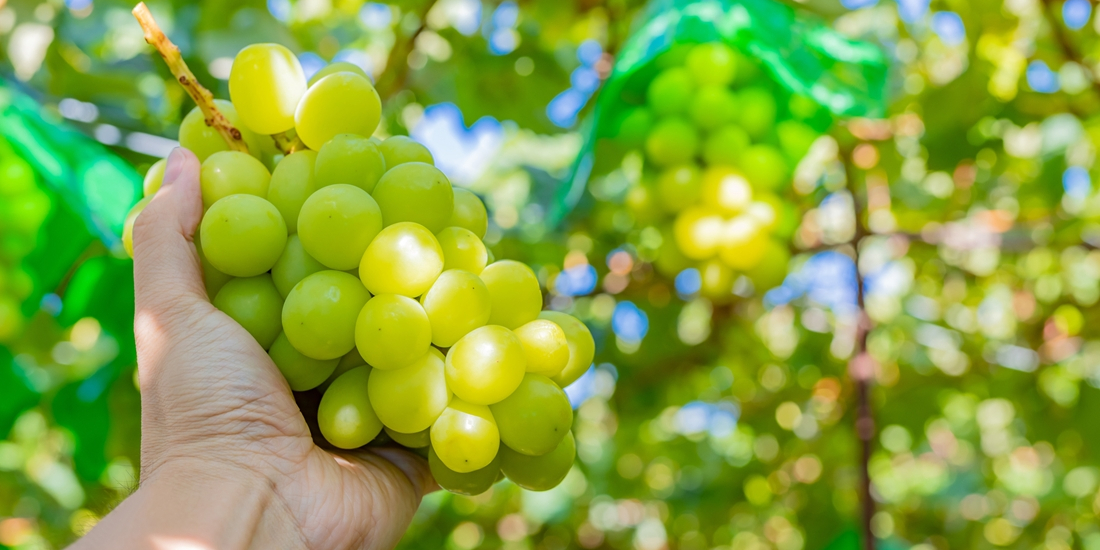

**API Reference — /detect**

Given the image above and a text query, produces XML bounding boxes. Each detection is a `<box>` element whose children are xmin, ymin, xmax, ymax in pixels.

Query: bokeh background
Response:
<box><xmin>1</xmin><ymin>0</ymin><xmax>1099</xmax><ymax>548</ymax></box>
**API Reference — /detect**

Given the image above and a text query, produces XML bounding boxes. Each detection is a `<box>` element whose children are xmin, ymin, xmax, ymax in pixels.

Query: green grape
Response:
<box><xmin>489</xmin><ymin>373</ymin><xmax>572</xmax><ymax>455</ymax></box>
<box><xmin>625</xmin><ymin>180</ymin><xmax>663</xmax><ymax>224</ymax></box>
<box><xmin>541</xmin><ymin>311</ymin><xmax>595</xmax><ymax>388</ymax></box>
<box><xmin>7</xmin><ymin>268</ymin><xmax>32</xmax><ymax>301</ymax></box>
<box><xmin>308</xmin><ymin>61</ymin><xmax>370</xmax><ymax>86</ymax></box>
<box><xmin>699</xmin><ymin>258</ymin><xmax>734</xmax><ymax>299</ymax></box>
<box><xmin>294</xmin><ymin>72</ymin><xmax>382</xmax><ymax>150</ymax></box>
<box><xmin>612</xmin><ymin>107</ymin><xmax>653</xmax><ymax>148</ymax></box>
<box><xmin>379</xmin><ymin>135</ymin><xmax>434</xmax><ymax>167</ymax></box>
<box><xmin>386</xmin><ymin>427</ymin><xmax>430</xmax><ymax>448</ymax></box>
<box><xmin>429</xmin><ymin>446</ymin><xmax>499</xmax><ymax>495</ymax></box>
<box><xmin>480</xmin><ymin>260</ymin><xmax>542</xmax><ymax>329</ymax></box>
<box><xmin>229</xmin><ymin>43</ymin><xmax>307</xmax><ymax>135</ymax></box>
<box><xmin>702</xmin><ymin>124</ymin><xmax>751</xmax><ymax>167</ymax></box>
<box><xmin>656</xmin><ymin>165</ymin><xmax>702</xmax><ymax>213</ymax></box>
<box><xmin>200</xmin><ymin>151</ymin><xmax>272</xmax><ymax>210</ymax></box>
<box><xmin>354</xmin><ymin>294</ymin><xmax>432</xmax><ymax>370</ymax></box>
<box><xmin>690</xmin><ymin>86</ymin><xmax>738</xmax><ymax>131</ymax></box>
<box><xmin>512</xmin><ymin>320</ymin><xmax>569</xmax><ymax>378</ymax></box>
<box><xmin>199</xmin><ymin>195</ymin><xmax>287</xmax><ymax>277</ymax></box>
<box><xmin>195</xmin><ymin>232</ymin><xmax>233</xmax><ymax>299</ymax></box>
<box><xmin>644</xmin><ymin>117</ymin><xmax>698</xmax><ymax>167</ymax></box>
<box><xmin>444</xmin><ymin>325</ymin><xmax>526</xmax><ymax>405</ymax></box>
<box><xmin>420</xmin><ymin>269</ymin><xmax>492</xmax><ymax>347</ymax></box>
<box><xmin>740</xmin><ymin>145</ymin><xmax>789</xmax><ymax>190</ymax></box>
<box><xmin>737</xmin><ymin>87</ymin><xmax>777</xmax><ymax>140</ymax></box>
<box><xmin>283</xmin><ymin>271</ymin><xmax>370</xmax><ymax>360</ymax></box>
<box><xmin>734</xmin><ymin>50</ymin><xmax>764</xmax><ymax>83</ymax></box>
<box><xmin>746</xmin><ymin>239</ymin><xmax>790</xmax><ymax>291</ymax></box>
<box><xmin>449</xmin><ymin>188</ymin><xmax>489</xmax><ymax>238</ymax></box>
<box><xmin>673</xmin><ymin>206</ymin><xmax>724</xmax><ymax>260</ymax></box>
<box><xmin>318</xmin><ymin>366</ymin><xmax>382</xmax><ymax>449</ymax></box>
<box><xmin>646</xmin><ymin>67</ymin><xmax>695</xmax><ymax>116</ymax></box>
<box><xmin>0</xmin><ymin>234</ymin><xmax>33</xmax><ymax>260</ymax></box>
<box><xmin>655</xmin><ymin>43</ymin><xmax>692</xmax><ymax>68</ymax></box>
<box><xmin>179</xmin><ymin>100</ymin><xmax>263</xmax><ymax>162</ymax></box>
<box><xmin>2</xmin><ymin>188</ymin><xmax>49</xmax><ymax>234</ymax></box>
<box><xmin>436</xmin><ymin>227</ymin><xmax>488</xmax><ymax>274</ymax></box>
<box><xmin>371</xmin><ymin>163</ymin><xmax>454</xmax><ymax>233</ymax></box>
<box><xmin>0</xmin><ymin>296</ymin><xmax>23</xmax><ymax>342</ymax></box>
<box><xmin>212</xmin><ymin>274</ymin><xmax>283</xmax><ymax>349</ymax></box>
<box><xmin>746</xmin><ymin>200</ymin><xmax>777</xmax><ymax>231</ymax></box>
<box><xmin>314</xmin><ymin>134</ymin><xmax>387</xmax><ymax>193</ymax></box>
<box><xmin>297</xmin><ymin>184</ymin><xmax>383</xmax><ymax>270</ymax></box>
<box><xmin>271</xmin><ymin>234</ymin><xmax>326</xmax><ymax>298</ymax></box>
<box><xmin>0</xmin><ymin>157</ymin><xmax>34</xmax><ymax>196</ymax></box>
<box><xmin>320</xmin><ymin>348</ymin><xmax>367</xmax><ymax>391</ymax></box>
<box><xmin>368</xmin><ymin>348</ymin><xmax>449</xmax><ymax>432</ymax></box>
<box><xmin>430</xmin><ymin>397</ymin><xmax>500</xmax><ymax>473</ymax></box>
<box><xmin>500</xmin><ymin>431</ymin><xmax>575</xmax><ymax>491</ymax></box>
<box><xmin>777</xmin><ymin>120</ymin><xmax>819</xmax><ymax>162</ymax></box>
<box><xmin>700</xmin><ymin>166</ymin><xmax>752</xmax><ymax>214</ymax></box>
<box><xmin>122</xmin><ymin>196</ymin><xmax>152</xmax><ymax>258</ymax></box>
<box><xmin>268</xmin><ymin>331</ymin><xmax>338</xmax><ymax>391</ymax></box>
<box><xmin>143</xmin><ymin>158</ymin><xmax>166</xmax><ymax>197</ymax></box>
<box><xmin>359</xmin><ymin>222</ymin><xmax>444</xmax><ymax>297</ymax></box>
<box><xmin>267</xmin><ymin>150</ymin><xmax>317</xmax><ymax>234</ymax></box>
<box><xmin>755</xmin><ymin>193</ymin><xmax>798</xmax><ymax>239</ymax></box>
<box><xmin>685</xmin><ymin>42</ymin><xmax>737</xmax><ymax>86</ymax></box>
<box><xmin>718</xmin><ymin>217</ymin><xmax>768</xmax><ymax>270</ymax></box>
<box><xmin>789</xmin><ymin>93</ymin><xmax>823</xmax><ymax>120</ymax></box>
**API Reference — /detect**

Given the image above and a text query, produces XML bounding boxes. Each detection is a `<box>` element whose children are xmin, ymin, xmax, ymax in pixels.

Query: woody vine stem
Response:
<box><xmin>131</xmin><ymin>2</ymin><xmax>249</xmax><ymax>155</ymax></box>
<box><xmin>133</xmin><ymin>2</ymin><xmax>309</xmax><ymax>155</ymax></box>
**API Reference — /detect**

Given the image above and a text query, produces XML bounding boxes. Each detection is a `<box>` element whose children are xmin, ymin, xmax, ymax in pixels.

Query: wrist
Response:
<box><xmin>73</xmin><ymin>458</ymin><xmax>306</xmax><ymax>550</ymax></box>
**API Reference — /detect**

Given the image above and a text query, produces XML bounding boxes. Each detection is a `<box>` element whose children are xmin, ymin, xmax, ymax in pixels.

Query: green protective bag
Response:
<box><xmin>0</xmin><ymin>81</ymin><xmax>141</xmax><ymax>250</ymax></box>
<box><xmin>0</xmin><ymin>80</ymin><xmax>142</xmax><ymax>313</ymax></box>
<box><xmin>550</xmin><ymin>0</ymin><xmax>888</xmax><ymax>224</ymax></box>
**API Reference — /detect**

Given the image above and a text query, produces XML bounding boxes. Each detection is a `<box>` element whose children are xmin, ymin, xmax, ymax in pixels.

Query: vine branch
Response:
<box><xmin>132</xmin><ymin>2</ymin><xmax>249</xmax><ymax>154</ymax></box>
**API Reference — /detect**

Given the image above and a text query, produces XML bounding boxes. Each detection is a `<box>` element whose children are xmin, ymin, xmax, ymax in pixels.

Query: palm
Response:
<box><xmin>132</xmin><ymin>148</ymin><xmax>428</xmax><ymax>550</ymax></box>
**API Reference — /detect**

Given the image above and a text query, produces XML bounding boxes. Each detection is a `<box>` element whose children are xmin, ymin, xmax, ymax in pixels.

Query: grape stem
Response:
<box><xmin>272</xmin><ymin>132</ymin><xmax>306</xmax><ymax>155</ymax></box>
<box><xmin>132</xmin><ymin>2</ymin><xmax>250</xmax><ymax>155</ymax></box>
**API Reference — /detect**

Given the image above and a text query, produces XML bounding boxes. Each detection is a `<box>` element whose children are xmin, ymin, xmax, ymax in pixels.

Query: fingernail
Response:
<box><xmin>162</xmin><ymin>148</ymin><xmax>186</xmax><ymax>187</ymax></box>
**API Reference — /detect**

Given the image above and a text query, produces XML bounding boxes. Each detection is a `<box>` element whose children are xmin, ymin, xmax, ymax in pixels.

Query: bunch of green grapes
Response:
<box><xmin>603</xmin><ymin>41</ymin><xmax>827</xmax><ymax>299</ymax></box>
<box><xmin>0</xmin><ymin>139</ymin><xmax>49</xmax><ymax>341</ymax></box>
<box><xmin>125</xmin><ymin>45</ymin><xmax>594</xmax><ymax>495</ymax></box>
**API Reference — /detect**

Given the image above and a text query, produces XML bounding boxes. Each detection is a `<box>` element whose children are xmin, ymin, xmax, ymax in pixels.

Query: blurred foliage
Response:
<box><xmin>3</xmin><ymin>0</ymin><xmax>1100</xmax><ymax>549</ymax></box>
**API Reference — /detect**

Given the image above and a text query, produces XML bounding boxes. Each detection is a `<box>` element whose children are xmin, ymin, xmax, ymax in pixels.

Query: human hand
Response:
<box><xmin>72</xmin><ymin>147</ymin><xmax>433</xmax><ymax>550</ymax></box>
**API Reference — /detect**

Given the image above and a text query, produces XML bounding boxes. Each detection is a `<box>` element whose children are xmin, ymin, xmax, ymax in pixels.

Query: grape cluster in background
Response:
<box><xmin>4</xmin><ymin>0</ymin><xmax>1100</xmax><ymax>548</ymax></box>
<box><xmin>125</xmin><ymin>42</ymin><xmax>593</xmax><ymax>495</ymax></box>
<box><xmin>585</xmin><ymin>41</ymin><xmax>827</xmax><ymax>303</ymax></box>
<box><xmin>0</xmin><ymin>139</ymin><xmax>47</xmax><ymax>343</ymax></box>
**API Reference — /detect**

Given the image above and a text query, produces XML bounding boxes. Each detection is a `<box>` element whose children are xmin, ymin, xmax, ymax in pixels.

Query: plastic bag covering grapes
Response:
<box><xmin>0</xmin><ymin>81</ymin><xmax>143</xmax><ymax>322</ymax></box>
<box><xmin>550</xmin><ymin>0</ymin><xmax>888</xmax><ymax>224</ymax></box>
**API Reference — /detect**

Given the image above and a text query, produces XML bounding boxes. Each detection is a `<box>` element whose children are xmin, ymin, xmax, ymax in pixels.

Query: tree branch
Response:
<box><xmin>1039</xmin><ymin>0</ymin><xmax>1100</xmax><ymax>99</ymax></box>
<box><xmin>373</xmin><ymin>0</ymin><xmax>440</xmax><ymax>100</ymax></box>
<box><xmin>841</xmin><ymin>148</ymin><xmax>876</xmax><ymax>550</ymax></box>
<box><xmin>132</xmin><ymin>2</ymin><xmax>249</xmax><ymax>154</ymax></box>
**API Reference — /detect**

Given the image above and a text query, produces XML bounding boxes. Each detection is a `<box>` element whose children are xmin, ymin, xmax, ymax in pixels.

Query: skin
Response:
<box><xmin>70</xmin><ymin>148</ymin><xmax>435</xmax><ymax>550</ymax></box>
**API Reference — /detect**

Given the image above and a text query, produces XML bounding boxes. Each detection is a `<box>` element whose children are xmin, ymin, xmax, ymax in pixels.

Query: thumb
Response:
<box><xmin>133</xmin><ymin>147</ymin><xmax>207</xmax><ymax>317</ymax></box>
